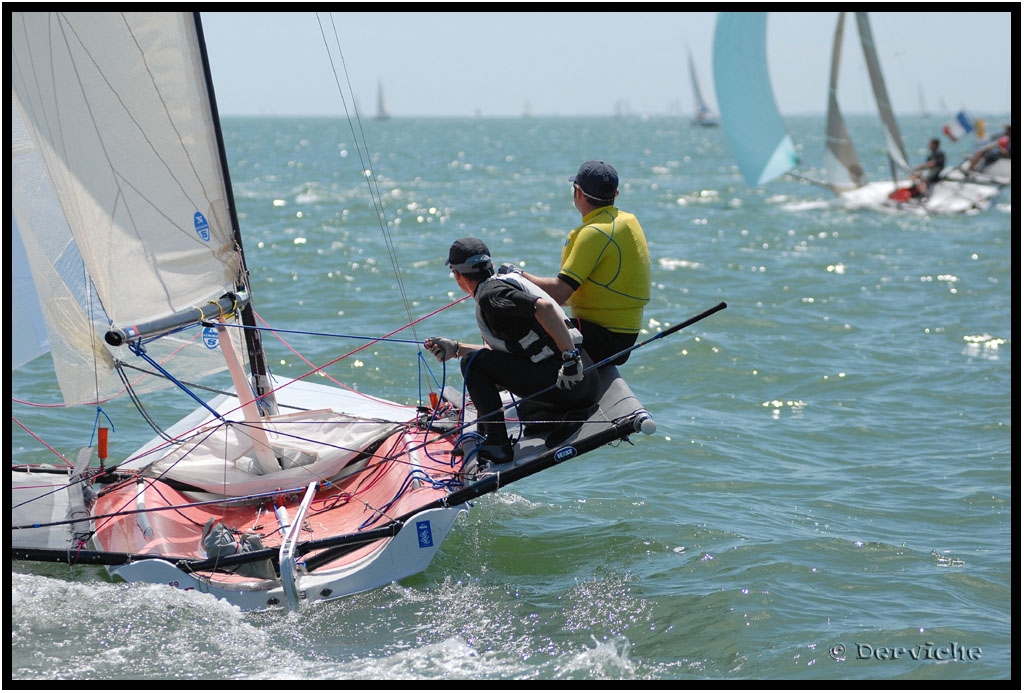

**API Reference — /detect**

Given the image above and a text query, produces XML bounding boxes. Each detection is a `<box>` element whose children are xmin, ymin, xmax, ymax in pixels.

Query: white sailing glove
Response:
<box><xmin>497</xmin><ymin>263</ymin><xmax>522</xmax><ymax>276</ymax></box>
<box><xmin>426</xmin><ymin>336</ymin><xmax>459</xmax><ymax>362</ymax></box>
<box><xmin>556</xmin><ymin>349</ymin><xmax>584</xmax><ymax>390</ymax></box>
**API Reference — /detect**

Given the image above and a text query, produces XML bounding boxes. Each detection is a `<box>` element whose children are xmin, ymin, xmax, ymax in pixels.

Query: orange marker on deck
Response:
<box><xmin>98</xmin><ymin>426</ymin><xmax>109</xmax><ymax>463</ymax></box>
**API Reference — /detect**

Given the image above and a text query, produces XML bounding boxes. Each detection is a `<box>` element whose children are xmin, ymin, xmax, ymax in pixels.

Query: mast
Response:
<box><xmin>192</xmin><ymin>13</ymin><xmax>278</xmax><ymax>415</ymax></box>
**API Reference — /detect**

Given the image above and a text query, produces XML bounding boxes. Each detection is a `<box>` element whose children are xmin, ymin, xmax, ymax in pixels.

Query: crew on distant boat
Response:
<box><xmin>425</xmin><ymin>237</ymin><xmax>600</xmax><ymax>466</ymax></box>
<box><xmin>910</xmin><ymin>138</ymin><xmax>946</xmax><ymax>198</ymax></box>
<box><xmin>967</xmin><ymin>123</ymin><xmax>1012</xmax><ymax>173</ymax></box>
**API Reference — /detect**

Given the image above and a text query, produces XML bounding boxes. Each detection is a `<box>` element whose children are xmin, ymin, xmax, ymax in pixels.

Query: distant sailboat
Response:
<box><xmin>713</xmin><ymin>11</ymin><xmax>999</xmax><ymax>214</ymax></box>
<box><xmin>376</xmin><ymin>79</ymin><xmax>390</xmax><ymax>120</ymax></box>
<box><xmin>688</xmin><ymin>47</ymin><xmax>718</xmax><ymax>127</ymax></box>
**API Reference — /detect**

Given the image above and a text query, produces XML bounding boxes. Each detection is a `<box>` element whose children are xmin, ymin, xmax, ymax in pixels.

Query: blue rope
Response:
<box><xmin>128</xmin><ymin>341</ymin><xmax>225</xmax><ymax>420</ymax></box>
<box><xmin>90</xmin><ymin>407</ymin><xmax>115</xmax><ymax>447</ymax></box>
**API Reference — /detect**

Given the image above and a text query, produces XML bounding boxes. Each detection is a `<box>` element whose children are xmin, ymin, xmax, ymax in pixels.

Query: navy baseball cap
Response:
<box><xmin>569</xmin><ymin>160</ymin><xmax>618</xmax><ymax>202</ymax></box>
<box><xmin>446</xmin><ymin>237</ymin><xmax>493</xmax><ymax>273</ymax></box>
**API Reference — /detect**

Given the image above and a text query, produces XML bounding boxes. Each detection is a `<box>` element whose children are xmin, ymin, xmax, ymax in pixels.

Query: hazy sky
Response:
<box><xmin>200</xmin><ymin>11</ymin><xmax>1014</xmax><ymax>119</ymax></box>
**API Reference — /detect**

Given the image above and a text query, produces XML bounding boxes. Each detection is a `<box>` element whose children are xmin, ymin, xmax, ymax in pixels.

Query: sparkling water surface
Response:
<box><xmin>10</xmin><ymin>113</ymin><xmax>1013</xmax><ymax>681</ymax></box>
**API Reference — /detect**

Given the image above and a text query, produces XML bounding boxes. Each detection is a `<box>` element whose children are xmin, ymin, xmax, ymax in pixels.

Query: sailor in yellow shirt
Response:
<box><xmin>515</xmin><ymin>160</ymin><xmax>651</xmax><ymax>366</ymax></box>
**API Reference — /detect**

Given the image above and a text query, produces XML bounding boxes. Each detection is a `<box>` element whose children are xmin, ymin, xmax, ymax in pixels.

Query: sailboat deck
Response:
<box><xmin>91</xmin><ymin>429</ymin><xmax>463</xmax><ymax>574</ymax></box>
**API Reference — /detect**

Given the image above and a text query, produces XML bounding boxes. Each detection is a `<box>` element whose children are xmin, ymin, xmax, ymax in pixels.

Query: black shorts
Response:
<box><xmin>573</xmin><ymin>318</ymin><xmax>639</xmax><ymax>366</ymax></box>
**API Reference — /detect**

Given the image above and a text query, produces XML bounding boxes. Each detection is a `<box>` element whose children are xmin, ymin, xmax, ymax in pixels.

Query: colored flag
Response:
<box><xmin>942</xmin><ymin>111</ymin><xmax>974</xmax><ymax>142</ymax></box>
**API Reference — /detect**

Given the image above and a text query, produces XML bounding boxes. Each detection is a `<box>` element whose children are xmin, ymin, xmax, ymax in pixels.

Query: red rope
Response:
<box><xmin>12</xmin><ymin>416</ymin><xmax>72</xmax><ymax>467</ymax></box>
<box><xmin>250</xmin><ymin>295</ymin><xmax>469</xmax><ymax>401</ymax></box>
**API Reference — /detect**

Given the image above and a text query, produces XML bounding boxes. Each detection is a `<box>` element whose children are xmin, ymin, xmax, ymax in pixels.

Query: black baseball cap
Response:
<box><xmin>446</xmin><ymin>237</ymin><xmax>493</xmax><ymax>273</ymax></box>
<box><xmin>569</xmin><ymin>160</ymin><xmax>618</xmax><ymax>202</ymax></box>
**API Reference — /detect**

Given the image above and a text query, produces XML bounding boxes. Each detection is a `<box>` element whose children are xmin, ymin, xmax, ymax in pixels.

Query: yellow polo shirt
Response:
<box><xmin>558</xmin><ymin>206</ymin><xmax>650</xmax><ymax>333</ymax></box>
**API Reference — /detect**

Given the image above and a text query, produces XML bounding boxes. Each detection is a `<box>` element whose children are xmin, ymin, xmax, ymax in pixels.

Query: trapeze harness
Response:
<box><xmin>475</xmin><ymin>275</ymin><xmax>582</xmax><ymax>363</ymax></box>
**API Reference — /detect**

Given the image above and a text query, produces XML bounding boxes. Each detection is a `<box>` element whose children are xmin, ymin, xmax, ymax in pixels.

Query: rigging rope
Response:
<box><xmin>315</xmin><ymin>12</ymin><xmax>419</xmax><ymax>345</ymax></box>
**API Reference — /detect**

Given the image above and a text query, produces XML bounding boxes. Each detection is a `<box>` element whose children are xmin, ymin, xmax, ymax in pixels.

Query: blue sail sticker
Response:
<box><xmin>202</xmin><ymin>326</ymin><xmax>219</xmax><ymax>349</ymax></box>
<box><xmin>416</xmin><ymin>520</ymin><xmax>434</xmax><ymax>548</ymax></box>
<box><xmin>194</xmin><ymin>211</ymin><xmax>211</xmax><ymax>242</ymax></box>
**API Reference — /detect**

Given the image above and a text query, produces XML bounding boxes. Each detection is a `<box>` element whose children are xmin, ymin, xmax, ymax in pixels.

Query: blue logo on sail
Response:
<box><xmin>194</xmin><ymin>212</ymin><xmax>211</xmax><ymax>241</ymax></box>
<box><xmin>202</xmin><ymin>326</ymin><xmax>219</xmax><ymax>349</ymax></box>
<box><xmin>416</xmin><ymin>520</ymin><xmax>434</xmax><ymax>548</ymax></box>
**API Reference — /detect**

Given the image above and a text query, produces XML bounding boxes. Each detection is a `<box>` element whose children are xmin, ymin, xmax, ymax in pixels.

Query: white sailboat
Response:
<box><xmin>943</xmin><ymin>154</ymin><xmax>1012</xmax><ymax>187</ymax></box>
<box><xmin>941</xmin><ymin>122</ymin><xmax>1012</xmax><ymax>187</ymax></box>
<box><xmin>10</xmin><ymin>12</ymin><xmax>682</xmax><ymax>612</ymax></box>
<box><xmin>828</xmin><ymin>13</ymin><xmax>1000</xmax><ymax>213</ymax></box>
<box><xmin>713</xmin><ymin>11</ymin><xmax>1001</xmax><ymax>214</ymax></box>
<box><xmin>687</xmin><ymin>47</ymin><xmax>718</xmax><ymax>127</ymax></box>
<box><xmin>821</xmin><ymin>11</ymin><xmax>915</xmax><ymax>203</ymax></box>
<box><xmin>376</xmin><ymin>79</ymin><xmax>391</xmax><ymax>120</ymax></box>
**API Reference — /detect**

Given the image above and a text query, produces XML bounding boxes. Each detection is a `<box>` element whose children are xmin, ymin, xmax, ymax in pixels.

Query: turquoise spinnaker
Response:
<box><xmin>713</xmin><ymin>12</ymin><xmax>799</xmax><ymax>186</ymax></box>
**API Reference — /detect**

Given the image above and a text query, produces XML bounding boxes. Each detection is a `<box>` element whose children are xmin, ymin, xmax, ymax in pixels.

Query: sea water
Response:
<box><xmin>9</xmin><ymin>114</ymin><xmax>1014</xmax><ymax>681</ymax></box>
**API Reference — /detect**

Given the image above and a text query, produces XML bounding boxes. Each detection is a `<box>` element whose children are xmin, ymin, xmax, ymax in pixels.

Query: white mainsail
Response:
<box><xmin>854</xmin><ymin>12</ymin><xmax>912</xmax><ymax>178</ymax></box>
<box><xmin>11</xmin><ymin>12</ymin><xmax>244</xmax><ymax>405</ymax></box>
